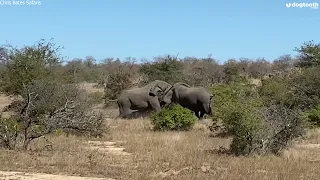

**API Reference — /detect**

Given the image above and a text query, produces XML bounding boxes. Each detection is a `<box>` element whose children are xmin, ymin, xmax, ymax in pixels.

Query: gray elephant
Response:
<box><xmin>114</xmin><ymin>80</ymin><xmax>172</xmax><ymax>119</ymax></box>
<box><xmin>162</xmin><ymin>82</ymin><xmax>213</xmax><ymax>119</ymax></box>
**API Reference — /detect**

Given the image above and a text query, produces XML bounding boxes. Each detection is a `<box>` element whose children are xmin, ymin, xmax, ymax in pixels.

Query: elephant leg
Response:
<box><xmin>149</xmin><ymin>98</ymin><xmax>161</xmax><ymax>112</ymax></box>
<box><xmin>195</xmin><ymin>111</ymin><xmax>201</xmax><ymax>119</ymax></box>
<box><xmin>199</xmin><ymin>111</ymin><xmax>205</xmax><ymax>120</ymax></box>
<box><xmin>117</xmin><ymin>99</ymin><xmax>132</xmax><ymax>119</ymax></box>
<box><xmin>119</xmin><ymin>108</ymin><xmax>131</xmax><ymax>119</ymax></box>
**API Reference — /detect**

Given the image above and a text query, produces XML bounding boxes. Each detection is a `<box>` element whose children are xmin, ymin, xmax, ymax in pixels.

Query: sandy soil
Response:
<box><xmin>0</xmin><ymin>171</ymin><xmax>115</xmax><ymax>180</ymax></box>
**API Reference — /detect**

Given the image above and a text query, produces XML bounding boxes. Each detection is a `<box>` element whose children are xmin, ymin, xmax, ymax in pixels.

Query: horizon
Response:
<box><xmin>1</xmin><ymin>0</ymin><xmax>319</xmax><ymax>63</ymax></box>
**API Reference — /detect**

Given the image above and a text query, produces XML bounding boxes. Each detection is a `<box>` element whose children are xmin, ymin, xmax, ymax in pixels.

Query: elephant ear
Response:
<box><xmin>174</xmin><ymin>82</ymin><xmax>191</xmax><ymax>88</ymax></box>
<box><xmin>149</xmin><ymin>85</ymin><xmax>162</xmax><ymax>97</ymax></box>
<box><xmin>181</xmin><ymin>83</ymin><xmax>191</xmax><ymax>88</ymax></box>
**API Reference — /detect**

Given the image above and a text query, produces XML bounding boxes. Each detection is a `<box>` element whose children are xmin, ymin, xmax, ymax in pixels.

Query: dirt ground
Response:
<box><xmin>1</xmin><ymin>83</ymin><xmax>320</xmax><ymax>180</ymax></box>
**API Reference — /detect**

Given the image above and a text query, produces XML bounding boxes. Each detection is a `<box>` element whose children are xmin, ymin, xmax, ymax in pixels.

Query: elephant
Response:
<box><xmin>161</xmin><ymin>82</ymin><xmax>213</xmax><ymax>119</ymax></box>
<box><xmin>114</xmin><ymin>80</ymin><xmax>172</xmax><ymax>119</ymax></box>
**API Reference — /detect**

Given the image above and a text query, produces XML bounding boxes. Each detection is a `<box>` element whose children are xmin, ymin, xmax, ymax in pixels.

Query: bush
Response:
<box><xmin>290</xmin><ymin>67</ymin><xmax>320</xmax><ymax>110</ymax></box>
<box><xmin>0</xmin><ymin>39</ymin><xmax>62</xmax><ymax>96</ymax></box>
<box><xmin>211</xmin><ymin>83</ymin><xmax>306</xmax><ymax>156</ymax></box>
<box><xmin>306</xmin><ymin>104</ymin><xmax>320</xmax><ymax>127</ymax></box>
<box><xmin>211</xmin><ymin>83</ymin><xmax>260</xmax><ymax>124</ymax></box>
<box><xmin>0</xmin><ymin>79</ymin><xmax>105</xmax><ymax>150</ymax></box>
<box><xmin>140</xmin><ymin>55</ymin><xmax>184</xmax><ymax>85</ymax></box>
<box><xmin>104</xmin><ymin>62</ymin><xmax>137</xmax><ymax>107</ymax></box>
<box><xmin>150</xmin><ymin>104</ymin><xmax>197</xmax><ymax>131</ymax></box>
<box><xmin>259</xmin><ymin>76</ymin><xmax>292</xmax><ymax>107</ymax></box>
<box><xmin>88</xmin><ymin>91</ymin><xmax>104</xmax><ymax>104</ymax></box>
<box><xmin>222</xmin><ymin>93</ymin><xmax>265</xmax><ymax>156</ymax></box>
<box><xmin>259</xmin><ymin>105</ymin><xmax>307</xmax><ymax>155</ymax></box>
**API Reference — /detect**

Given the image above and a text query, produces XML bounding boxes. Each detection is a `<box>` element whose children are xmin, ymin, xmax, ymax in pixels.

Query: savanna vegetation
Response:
<box><xmin>0</xmin><ymin>39</ymin><xmax>320</xmax><ymax>179</ymax></box>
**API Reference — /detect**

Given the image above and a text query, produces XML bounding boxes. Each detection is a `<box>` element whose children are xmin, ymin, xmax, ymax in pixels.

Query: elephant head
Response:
<box><xmin>160</xmin><ymin>82</ymin><xmax>191</xmax><ymax>107</ymax></box>
<box><xmin>148</xmin><ymin>80</ymin><xmax>172</xmax><ymax>99</ymax></box>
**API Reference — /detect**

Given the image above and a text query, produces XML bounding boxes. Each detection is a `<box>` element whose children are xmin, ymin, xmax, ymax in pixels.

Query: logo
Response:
<box><xmin>286</xmin><ymin>2</ymin><xmax>319</xmax><ymax>9</ymax></box>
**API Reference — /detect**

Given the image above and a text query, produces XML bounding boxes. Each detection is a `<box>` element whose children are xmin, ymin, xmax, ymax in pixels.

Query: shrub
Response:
<box><xmin>259</xmin><ymin>105</ymin><xmax>307</xmax><ymax>155</ymax></box>
<box><xmin>259</xmin><ymin>76</ymin><xmax>292</xmax><ymax>107</ymax></box>
<box><xmin>222</xmin><ymin>94</ymin><xmax>265</xmax><ymax>155</ymax></box>
<box><xmin>139</xmin><ymin>55</ymin><xmax>184</xmax><ymax>84</ymax></box>
<box><xmin>211</xmin><ymin>83</ymin><xmax>306</xmax><ymax>156</ymax></box>
<box><xmin>0</xmin><ymin>39</ymin><xmax>62</xmax><ymax>96</ymax></box>
<box><xmin>306</xmin><ymin>104</ymin><xmax>320</xmax><ymax>127</ymax></box>
<box><xmin>0</xmin><ymin>79</ymin><xmax>105</xmax><ymax>150</ymax></box>
<box><xmin>103</xmin><ymin>62</ymin><xmax>137</xmax><ymax>107</ymax></box>
<box><xmin>88</xmin><ymin>91</ymin><xmax>104</xmax><ymax>104</ymax></box>
<box><xmin>150</xmin><ymin>104</ymin><xmax>197</xmax><ymax>131</ymax></box>
<box><xmin>211</xmin><ymin>83</ymin><xmax>260</xmax><ymax>124</ymax></box>
<box><xmin>290</xmin><ymin>66</ymin><xmax>320</xmax><ymax>110</ymax></box>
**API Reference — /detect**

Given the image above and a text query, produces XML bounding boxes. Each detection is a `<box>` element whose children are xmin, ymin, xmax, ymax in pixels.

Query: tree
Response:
<box><xmin>1</xmin><ymin>79</ymin><xmax>104</xmax><ymax>150</ymax></box>
<box><xmin>140</xmin><ymin>55</ymin><xmax>184</xmax><ymax>84</ymax></box>
<box><xmin>295</xmin><ymin>40</ymin><xmax>320</xmax><ymax>68</ymax></box>
<box><xmin>0</xmin><ymin>39</ymin><xmax>62</xmax><ymax>95</ymax></box>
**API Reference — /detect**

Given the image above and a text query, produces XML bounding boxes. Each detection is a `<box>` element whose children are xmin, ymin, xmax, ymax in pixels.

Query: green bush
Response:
<box><xmin>222</xmin><ymin>94</ymin><xmax>266</xmax><ymax>156</ymax></box>
<box><xmin>210</xmin><ymin>83</ymin><xmax>306</xmax><ymax>156</ymax></box>
<box><xmin>259</xmin><ymin>76</ymin><xmax>292</xmax><ymax>107</ymax></box>
<box><xmin>139</xmin><ymin>55</ymin><xmax>184</xmax><ymax>85</ymax></box>
<box><xmin>0</xmin><ymin>39</ymin><xmax>62</xmax><ymax>96</ymax></box>
<box><xmin>306</xmin><ymin>104</ymin><xmax>320</xmax><ymax>127</ymax></box>
<box><xmin>150</xmin><ymin>104</ymin><xmax>197</xmax><ymax>131</ymax></box>
<box><xmin>211</xmin><ymin>83</ymin><xmax>261</xmax><ymax>123</ymax></box>
<box><xmin>290</xmin><ymin>67</ymin><xmax>320</xmax><ymax>110</ymax></box>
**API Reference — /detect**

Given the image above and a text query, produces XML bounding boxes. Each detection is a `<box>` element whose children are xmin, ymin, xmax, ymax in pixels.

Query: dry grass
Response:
<box><xmin>2</xmin><ymin>83</ymin><xmax>320</xmax><ymax>180</ymax></box>
<box><xmin>2</xmin><ymin>119</ymin><xmax>320</xmax><ymax>180</ymax></box>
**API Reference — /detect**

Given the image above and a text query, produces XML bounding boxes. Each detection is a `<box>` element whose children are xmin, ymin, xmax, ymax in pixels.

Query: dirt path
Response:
<box><xmin>0</xmin><ymin>171</ymin><xmax>115</xmax><ymax>180</ymax></box>
<box><xmin>0</xmin><ymin>140</ymin><xmax>131</xmax><ymax>180</ymax></box>
<box><xmin>86</xmin><ymin>140</ymin><xmax>132</xmax><ymax>156</ymax></box>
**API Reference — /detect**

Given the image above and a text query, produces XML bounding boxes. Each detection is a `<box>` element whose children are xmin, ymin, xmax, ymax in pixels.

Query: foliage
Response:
<box><xmin>103</xmin><ymin>61</ymin><xmax>137</xmax><ymax>106</ymax></box>
<box><xmin>211</xmin><ymin>83</ymin><xmax>261</xmax><ymax>123</ymax></box>
<box><xmin>211</xmin><ymin>83</ymin><xmax>306</xmax><ymax>156</ymax></box>
<box><xmin>306</xmin><ymin>104</ymin><xmax>320</xmax><ymax>128</ymax></box>
<box><xmin>150</xmin><ymin>104</ymin><xmax>197</xmax><ymax>131</ymax></box>
<box><xmin>140</xmin><ymin>55</ymin><xmax>184</xmax><ymax>85</ymax></box>
<box><xmin>0</xmin><ymin>79</ymin><xmax>105</xmax><ymax>150</ymax></box>
<box><xmin>0</xmin><ymin>38</ymin><xmax>319</xmax><ymax>156</ymax></box>
<box><xmin>88</xmin><ymin>91</ymin><xmax>104</xmax><ymax>104</ymax></box>
<box><xmin>259</xmin><ymin>76</ymin><xmax>292</xmax><ymax>107</ymax></box>
<box><xmin>182</xmin><ymin>57</ymin><xmax>223</xmax><ymax>86</ymax></box>
<box><xmin>290</xmin><ymin>66</ymin><xmax>320</xmax><ymax>110</ymax></box>
<box><xmin>0</xmin><ymin>39</ymin><xmax>62</xmax><ymax>95</ymax></box>
<box><xmin>258</xmin><ymin>105</ymin><xmax>307</xmax><ymax>155</ymax></box>
<box><xmin>295</xmin><ymin>40</ymin><xmax>320</xmax><ymax>68</ymax></box>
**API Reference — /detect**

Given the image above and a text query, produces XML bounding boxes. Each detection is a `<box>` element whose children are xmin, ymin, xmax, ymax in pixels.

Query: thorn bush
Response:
<box><xmin>306</xmin><ymin>104</ymin><xmax>320</xmax><ymax>127</ymax></box>
<box><xmin>211</xmin><ymin>83</ymin><xmax>307</xmax><ymax>156</ymax></box>
<box><xmin>150</xmin><ymin>104</ymin><xmax>197</xmax><ymax>131</ymax></box>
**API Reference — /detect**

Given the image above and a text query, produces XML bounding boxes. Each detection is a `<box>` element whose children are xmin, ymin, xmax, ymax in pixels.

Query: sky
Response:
<box><xmin>0</xmin><ymin>0</ymin><xmax>319</xmax><ymax>63</ymax></box>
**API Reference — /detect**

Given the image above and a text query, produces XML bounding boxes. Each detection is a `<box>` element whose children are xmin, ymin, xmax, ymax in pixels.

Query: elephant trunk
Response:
<box><xmin>208</xmin><ymin>95</ymin><xmax>213</xmax><ymax>115</ymax></box>
<box><xmin>208</xmin><ymin>105</ymin><xmax>212</xmax><ymax>116</ymax></box>
<box><xmin>161</xmin><ymin>84</ymin><xmax>174</xmax><ymax>100</ymax></box>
